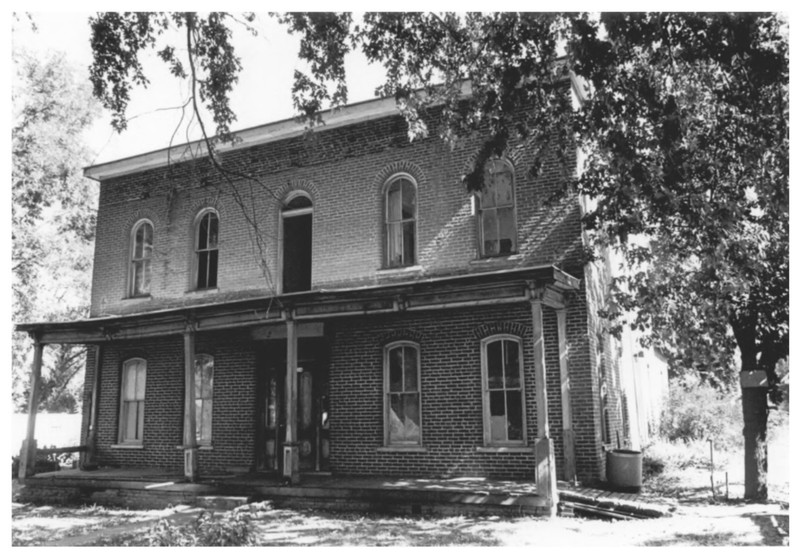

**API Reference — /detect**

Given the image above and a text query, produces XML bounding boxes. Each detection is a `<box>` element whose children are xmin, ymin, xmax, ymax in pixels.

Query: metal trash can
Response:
<box><xmin>606</xmin><ymin>449</ymin><xmax>643</xmax><ymax>492</ymax></box>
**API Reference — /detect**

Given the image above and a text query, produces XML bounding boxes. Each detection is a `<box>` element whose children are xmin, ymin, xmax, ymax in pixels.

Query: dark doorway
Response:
<box><xmin>282</xmin><ymin>195</ymin><xmax>312</xmax><ymax>293</ymax></box>
<box><xmin>256</xmin><ymin>338</ymin><xmax>330</xmax><ymax>473</ymax></box>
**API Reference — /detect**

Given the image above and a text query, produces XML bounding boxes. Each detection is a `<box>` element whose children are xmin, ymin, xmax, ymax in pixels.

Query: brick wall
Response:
<box><xmin>89</xmin><ymin>332</ymin><xmax>258</xmax><ymax>475</ymax></box>
<box><xmin>581</xmin><ymin>250</ymin><xmax>625</xmax><ymax>480</ymax></box>
<box><xmin>82</xmin><ymin>297</ymin><xmax>605</xmax><ymax>480</ymax></box>
<box><xmin>327</xmin><ymin>302</ymin><xmax>594</xmax><ymax>480</ymax></box>
<box><xmin>90</xmin><ymin>107</ymin><xmax>582</xmax><ymax>318</ymax></box>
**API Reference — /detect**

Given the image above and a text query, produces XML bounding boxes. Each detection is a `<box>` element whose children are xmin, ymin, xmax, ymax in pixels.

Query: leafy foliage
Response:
<box><xmin>89</xmin><ymin>12</ymin><xmax>255</xmax><ymax>143</ymax></box>
<box><xmin>12</xmin><ymin>46</ymin><xmax>100</xmax><ymax>412</ymax></box>
<box><xmin>145</xmin><ymin>509</ymin><xmax>254</xmax><ymax>546</ymax></box>
<box><xmin>660</xmin><ymin>379</ymin><xmax>743</xmax><ymax>451</ymax></box>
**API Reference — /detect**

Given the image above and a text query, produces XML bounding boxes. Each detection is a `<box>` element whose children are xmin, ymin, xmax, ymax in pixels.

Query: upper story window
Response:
<box><xmin>194</xmin><ymin>354</ymin><xmax>214</xmax><ymax>446</ymax></box>
<box><xmin>119</xmin><ymin>358</ymin><xmax>146</xmax><ymax>444</ymax></box>
<box><xmin>480</xmin><ymin>335</ymin><xmax>526</xmax><ymax>446</ymax></box>
<box><xmin>384</xmin><ymin>341</ymin><xmax>422</xmax><ymax>446</ymax></box>
<box><xmin>129</xmin><ymin>220</ymin><xmax>153</xmax><ymax>297</ymax></box>
<box><xmin>281</xmin><ymin>193</ymin><xmax>313</xmax><ymax>293</ymax></box>
<box><xmin>477</xmin><ymin>159</ymin><xmax>517</xmax><ymax>257</ymax></box>
<box><xmin>195</xmin><ymin>210</ymin><xmax>219</xmax><ymax>289</ymax></box>
<box><xmin>384</xmin><ymin>175</ymin><xmax>417</xmax><ymax>268</ymax></box>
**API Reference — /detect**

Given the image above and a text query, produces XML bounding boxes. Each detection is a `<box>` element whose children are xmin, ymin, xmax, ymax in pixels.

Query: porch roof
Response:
<box><xmin>16</xmin><ymin>264</ymin><xmax>580</xmax><ymax>345</ymax></box>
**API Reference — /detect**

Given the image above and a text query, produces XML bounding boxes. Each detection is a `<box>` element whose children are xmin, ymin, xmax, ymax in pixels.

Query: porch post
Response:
<box><xmin>183</xmin><ymin>327</ymin><xmax>198</xmax><ymax>482</ymax></box>
<box><xmin>556</xmin><ymin>308</ymin><xmax>576</xmax><ymax>482</ymax></box>
<box><xmin>19</xmin><ymin>336</ymin><xmax>44</xmax><ymax>481</ymax></box>
<box><xmin>81</xmin><ymin>344</ymin><xmax>103</xmax><ymax>470</ymax></box>
<box><xmin>284</xmin><ymin>315</ymin><xmax>300</xmax><ymax>483</ymax></box>
<box><xmin>530</xmin><ymin>293</ymin><xmax>558</xmax><ymax>516</ymax></box>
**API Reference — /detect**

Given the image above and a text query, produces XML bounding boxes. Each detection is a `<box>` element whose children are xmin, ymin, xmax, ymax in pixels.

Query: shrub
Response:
<box><xmin>660</xmin><ymin>380</ymin><xmax>743</xmax><ymax>451</ymax></box>
<box><xmin>145</xmin><ymin>508</ymin><xmax>254</xmax><ymax>546</ymax></box>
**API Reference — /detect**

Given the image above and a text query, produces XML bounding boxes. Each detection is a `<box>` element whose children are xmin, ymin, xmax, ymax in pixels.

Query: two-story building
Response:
<box><xmin>16</xmin><ymin>81</ymin><xmax>667</xmax><ymax>512</ymax></box>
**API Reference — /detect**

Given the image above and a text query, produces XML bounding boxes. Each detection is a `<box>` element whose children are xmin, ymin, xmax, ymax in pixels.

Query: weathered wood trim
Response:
<box><xmin>556</xmin><ymin>308</ymin><xmax>576</xmax><ymax>481</ymax></box>
<box><xmin>284</xmin><ymin>318</ymin><xmax>300</xmax><ymax>483</ymax></box>
<box><xmin>530</xmin><ymin>298</ymin><xmax>550</xmax><ymax>439</ymax></box>
<box><xmin>83</xmin><ymin>344</ymin><xmax>103</xmax><ymax>469</ymax></box>
<box><xmin>183</xmin><ymin>328</ymin><xmax>198</xmax><ymax>481</ymax></box>
<box><xmin>536</xmin><ymin>437</ymin><xmax>559</xmax><ymax>517</ymax></box>
<box><xmin>19</xmin><ymin>338</ymin><xmax>44</xmax><ymax>481</ymax></box>
<box><xmin>17</xmin><ymin>265</ymin><xmax>581</xmax><ymax>345</ymax></box>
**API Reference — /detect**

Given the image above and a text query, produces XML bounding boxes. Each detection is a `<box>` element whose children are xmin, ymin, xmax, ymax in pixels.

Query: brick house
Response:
<box><xmin>16</xmin><ymin>79</ymin><xmax>666</xmax><ymax>511</ymax></box>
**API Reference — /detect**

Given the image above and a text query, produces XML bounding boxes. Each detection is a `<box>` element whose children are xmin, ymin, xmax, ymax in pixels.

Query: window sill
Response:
<box><xmin>175</xmin><ymin>445</ymin><xmax>214</xmax><ymax>450</ymax></box>
<box><xmin>376</xmin><ymin>265</ymin><xmax>423</xmax><ymax>275</ymax></box>
<box><xmin>121</xmin><ymin>294</ymin><xmax>152</xmax><ymax>302</ymax></box>
<box><xmin>469</xmin><ymin>254</ymin><xmax>523</xmax><ymax>265</ymax></box>
<box><xmin>111</xmin><ymin>444</ymin><xmax>144</xmax><ymax>450</ymax></box>
<box><xmin>476</xmin><ymin>446</ymin><xmax>534</xmax><ymax>454</ymax></box>
<box><xmin>377</xmin><ymin>446</ymin><xmax>428</xmax><ymax>453</ymax></box>
<box><xmin>184</xmin><ymin>287</ymin><xmax>219</xmax><ymax>296</ymax></box>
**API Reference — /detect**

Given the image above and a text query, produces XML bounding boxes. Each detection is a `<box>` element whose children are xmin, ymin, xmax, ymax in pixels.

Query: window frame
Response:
<box><xmin>480</xmin><ymin>334</ymin><xmax>528</xmax><ymax>447</ymax></box>
<box><xmin>477</xmin><ymin>159</ymin><xmax>518</xmax><ymax>258</ymax></box>
<box><xmin>128</xmin><ymin>219</ymin><xmax>154</xmax><ymax>297</ymax></box>
<box><xmin>194</xmin><ymin>209</ymin><xmax>220</xmax><ymax>290</ymax></box>
<box><xmin>278</xmin><ymin>191</ymin><xmax>314</xmax><ymax>294</ymax></box>
<box><xmin>383</xmin><ymin>341</ymin><xmax>423</xmax><ymax>447</ymax></box>
<box><xmin>383</xmin><ymin>173</ymin><xmax>418</xmax><ymax>269</ymax></box>
<box><xmin>194</xmin><ymin>354</ymin><xmax>214</xmax><ymax>446</ymax></box>
<box><xmin>118</xmin><ymin>358</ymin><xmax>147</xmax><ymax>445</ymax></box>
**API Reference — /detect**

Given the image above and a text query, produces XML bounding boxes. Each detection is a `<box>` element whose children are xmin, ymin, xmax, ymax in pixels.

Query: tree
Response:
<box><xmin>87</xmin><ymin>12</ymin><xmax>787</xmax><ymax>500</ymax></box>
<box><xmin>12</xmin><ymin>46</ymin><xmax>100</xmax><ymax>413</ymax></box>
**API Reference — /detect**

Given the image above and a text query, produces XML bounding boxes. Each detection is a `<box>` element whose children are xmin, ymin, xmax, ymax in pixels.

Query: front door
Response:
<box><xmin>256</xmin><ymin>339</ymin><xmax>329</xmax><ymax>472</ymax></box>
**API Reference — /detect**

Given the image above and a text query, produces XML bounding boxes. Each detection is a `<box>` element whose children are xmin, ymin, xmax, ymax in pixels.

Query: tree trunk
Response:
<box><xmin>741</xmin><ymin>384</ymin><xmax>769</xmax><ymax>501</ymax></box>
<box><xmin>732</xmin><ymin>319</ymin><xmax>769</xmax><ymax>501</ymax></box>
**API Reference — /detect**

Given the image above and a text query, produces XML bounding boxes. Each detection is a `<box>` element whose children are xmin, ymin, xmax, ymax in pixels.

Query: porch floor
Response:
<box><xmin>19</xmin><ymin>468</ymin><xmax>671</xmax><ymax>519</ymax></box>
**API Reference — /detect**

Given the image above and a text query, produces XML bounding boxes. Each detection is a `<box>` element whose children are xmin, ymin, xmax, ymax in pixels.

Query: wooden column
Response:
<box><xmin>283</xmin><ymin>316</ymin><xmax>300</xmax><ymax>483</ymax></box>
<box><xmin>531</xmin><ymin>295</ymin><xmax>558</xmax><ymax>516</ymax></box>
<box><xmin>19</xmin><ymin>338</ymin><xmax>44</xmax><ymax>481</ymax></box>
<box><xmin>81</xmin><ymin>344</ymin><xmax>103</xmax><ymax>470</ymax></box>
<box><xmin>183</xmin><ymin>328</ymin><xmax>198</xmax><ymax>481</ymax></box>
<box><xmin>556</xmin><ymin>308</ymin><xmax>576</xmax><ymax>482</ymax></box>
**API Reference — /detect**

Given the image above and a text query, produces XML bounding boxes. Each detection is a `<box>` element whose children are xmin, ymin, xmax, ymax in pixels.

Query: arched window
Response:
<box><xmin>477</xmin><ymin>159</ymin><xmax>517</xmax><ymax>257</ymax></box>
<box><xmin>194</xmin><ymin>354</ymin><xmax>214</xmax><ymax>445</ymax></box>
<box><xmin>119</xmin><ymin>358</ymin><xmax>146</xmax><ymax>444</ymax></box>
<box><xmin>384</xmin><ymin>341</ymin><xmax>422</xmax><ymax>446</ymax></box>
<box><xmin>281</xmin><ymin>193</ymin><xmax>313</xmax><ymax>293</ymax></box>
<box><xmin>129</xmin><ymin>220</ymin><xmax>153</xmax><ymax>296</ymax></box>
<box><xmin>195</xmin><ymin>210</ymin><xmax>219</xmax><ymax>289</ymax></box>
<box><xmin>384</xmin><ymin>175</ymin><xmax>417</xmax><ymax>268</ymax></box>
<box><xmin>480</xmin><ymin>335</ymin><xmax>526</xmax><ymax>446</ymax></box>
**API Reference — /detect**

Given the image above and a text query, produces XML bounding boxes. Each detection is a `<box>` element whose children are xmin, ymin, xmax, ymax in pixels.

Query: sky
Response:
<box><xmin>12</xmin><ymin>12</ymin><xmax>389</xmax><ymax>165</ymax></box>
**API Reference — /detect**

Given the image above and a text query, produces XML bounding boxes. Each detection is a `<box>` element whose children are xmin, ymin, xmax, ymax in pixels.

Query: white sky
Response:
<box><xmin>12</xmin><ymin>12</ymin><xmax>390</xmax><ymax>165</ymax></box>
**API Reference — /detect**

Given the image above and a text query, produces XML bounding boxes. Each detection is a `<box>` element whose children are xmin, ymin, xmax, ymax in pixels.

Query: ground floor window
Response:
<box><xmin>119</xmin><ymin>358</ymin><xmax>146</xmax><ymax>444</ymax></box>
<box><xmin>481</xmin><ymin>335</ymin><xmax>526</xmax><ymax>446</ymax></box>
<box><xmin>195</xmin><ymin>354</ymin><xmax>214</xmax><ymax>445</ymax></box>
<box><xmin>384</xmin><ymin>342</ymin><xmax>422</xmax><ymax>446</ymax></box>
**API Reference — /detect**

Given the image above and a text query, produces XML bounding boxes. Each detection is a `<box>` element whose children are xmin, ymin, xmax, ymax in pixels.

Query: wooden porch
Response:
<box><xmin>17</xmin><ymin>468</ymin><xmax>671</xmax><ymax>519</ymax></box>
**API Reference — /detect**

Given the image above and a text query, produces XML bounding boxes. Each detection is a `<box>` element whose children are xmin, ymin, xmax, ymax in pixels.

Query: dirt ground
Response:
<box><xmin>11</xmin><ymin>430</ymin><xmax>790</xmax><ymax>546</ymax></box>
<box><xmin>11</xmin><ymin>482</ymin><xmax>789</xmax><ymax>547</ymax></box>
